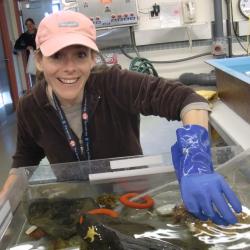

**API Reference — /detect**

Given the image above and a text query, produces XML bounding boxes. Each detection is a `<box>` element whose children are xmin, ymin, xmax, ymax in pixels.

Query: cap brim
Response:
<box><xmin>40</xmin><ymin>33</ymin><xmax>99</xmax><ymax>56</ymax></box>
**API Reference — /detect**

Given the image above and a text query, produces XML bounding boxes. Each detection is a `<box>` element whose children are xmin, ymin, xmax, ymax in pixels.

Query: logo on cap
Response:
<box><xmin>58</xmin><ymin>21</ymin><xmax>79</xmax><ymax>27</ymax></box>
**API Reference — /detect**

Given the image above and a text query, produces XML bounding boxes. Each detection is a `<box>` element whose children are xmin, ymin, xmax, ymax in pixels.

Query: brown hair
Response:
<box><xmin>25</xmin><ymin>18</ymin><xmax>35</xmax><ymax>25</ymax></box>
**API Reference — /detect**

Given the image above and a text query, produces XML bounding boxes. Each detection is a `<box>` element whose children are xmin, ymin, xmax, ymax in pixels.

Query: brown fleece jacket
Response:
<box><xmin>12</xmin><ymin>65</ymin><xmax>208</xmax><ymax>168</ymax></box>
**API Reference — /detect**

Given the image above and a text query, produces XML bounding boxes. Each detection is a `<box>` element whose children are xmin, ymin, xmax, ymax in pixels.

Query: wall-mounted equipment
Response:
<box><xmin>239</xmin><ymin>0</ymin><xmax>250</xmax><ymax>19</ymax></box>
<box><xmin>150</xmin><ymin>3</ymin><xmax>160</xmax><ymax>18</ymax></box>
<box><xmin>60</xmin><ymin>0</ymin><xmax>138</xmax><ymax>29</ymax></box>
<box><xmin>182</xmin><ymin>0</ymin><xmax>196</xmax><ymax>24</ymax></box>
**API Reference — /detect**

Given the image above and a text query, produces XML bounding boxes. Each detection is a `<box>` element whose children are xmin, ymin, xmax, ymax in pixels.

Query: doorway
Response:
<box><xmin>19</xmin><ymin>0</ymin><xmax>54</xmax><ymax>28</ymax></box>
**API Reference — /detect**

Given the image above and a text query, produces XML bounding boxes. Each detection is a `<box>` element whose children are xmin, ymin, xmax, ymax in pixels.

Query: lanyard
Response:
<box><xmin>52</xmin><ymin>92</ymin><xmax>91</xmax><ymax>161</ymax></box>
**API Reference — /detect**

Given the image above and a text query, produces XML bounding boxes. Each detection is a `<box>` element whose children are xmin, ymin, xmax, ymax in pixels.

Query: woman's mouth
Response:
<box><xmin>58</xmin><ymin>78</ymin><xmax>80</xmax><ymax>84</ymax></box>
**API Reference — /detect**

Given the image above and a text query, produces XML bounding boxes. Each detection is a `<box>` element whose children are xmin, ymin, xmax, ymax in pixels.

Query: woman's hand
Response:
<box><xmin>171</xmin><ymin>124</ymin><xmax>242</xmax><ymax>225</ymax></box>
<box><xmin>26</xmin><ymin>46</ymin><xmax>33</xmax><ymax>51</ymax></box>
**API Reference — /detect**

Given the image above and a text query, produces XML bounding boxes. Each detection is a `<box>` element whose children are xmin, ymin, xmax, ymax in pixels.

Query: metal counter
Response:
<box><xmin>210</xmin><ymin>100</ymin><xmax>250</xmax><ymax>150</ymax></box>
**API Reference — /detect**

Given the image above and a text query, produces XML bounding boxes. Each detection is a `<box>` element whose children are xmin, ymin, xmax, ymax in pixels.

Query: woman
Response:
<box><xmin>14</xmin><ymin>18</ymin><xmax>37</xmax><ymax>57</ymax></box>
<box><xmin>7</xmin><ymin>11</ymin><xmax>242</xmax><ymax>225</ymax></box>
<box><xmin>14</xmin><ymin>18</ymin><xmax>37</xmax><ymax>85</ymax></box>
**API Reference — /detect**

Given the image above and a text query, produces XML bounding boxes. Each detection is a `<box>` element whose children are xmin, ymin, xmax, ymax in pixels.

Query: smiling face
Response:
<box><xmin>36</xmin><ymin>45</ymin><xmax>96</xmax><ymax>106</ymax></box>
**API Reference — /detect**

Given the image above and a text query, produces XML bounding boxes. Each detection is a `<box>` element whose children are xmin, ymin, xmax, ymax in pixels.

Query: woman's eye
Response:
<box><xmin>51</xmin><ymin>52</ymin><xmax>62</xmax><ymax>60</ymax></box>
<box><xmin>78</xmin><ymin>51</ymin><xmax>87</xmax><ymax>58</ymax></box>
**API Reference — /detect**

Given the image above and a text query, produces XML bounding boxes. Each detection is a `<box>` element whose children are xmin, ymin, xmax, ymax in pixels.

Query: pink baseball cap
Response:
<box><xmin>36</xmin><ymin>10</ymin><xmax>99</xmax><ymax>56</ymax></box>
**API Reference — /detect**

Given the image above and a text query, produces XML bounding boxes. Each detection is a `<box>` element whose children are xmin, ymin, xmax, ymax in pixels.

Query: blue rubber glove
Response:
<box><xmin>171</xmin><ymin>124</ymin><xmax>242</xmax><ymax>225</ymax></box>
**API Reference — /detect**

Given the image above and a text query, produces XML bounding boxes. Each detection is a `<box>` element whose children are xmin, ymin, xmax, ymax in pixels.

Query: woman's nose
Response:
<box><xmin>63</xmin><ymin>57</ymin><xmax>77</xmax><ymax>73</ymax></box>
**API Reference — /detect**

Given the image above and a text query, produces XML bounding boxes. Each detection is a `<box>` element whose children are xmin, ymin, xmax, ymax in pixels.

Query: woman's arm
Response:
<box><xmin>181</xmin><ymin>109</ymin><xmax>209</xmax><ymax>129</ymax></box>
<box><xmin>0</xmin><ymin>169</ymin><xmax>28</xmax><ymax>212</ymax></box>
